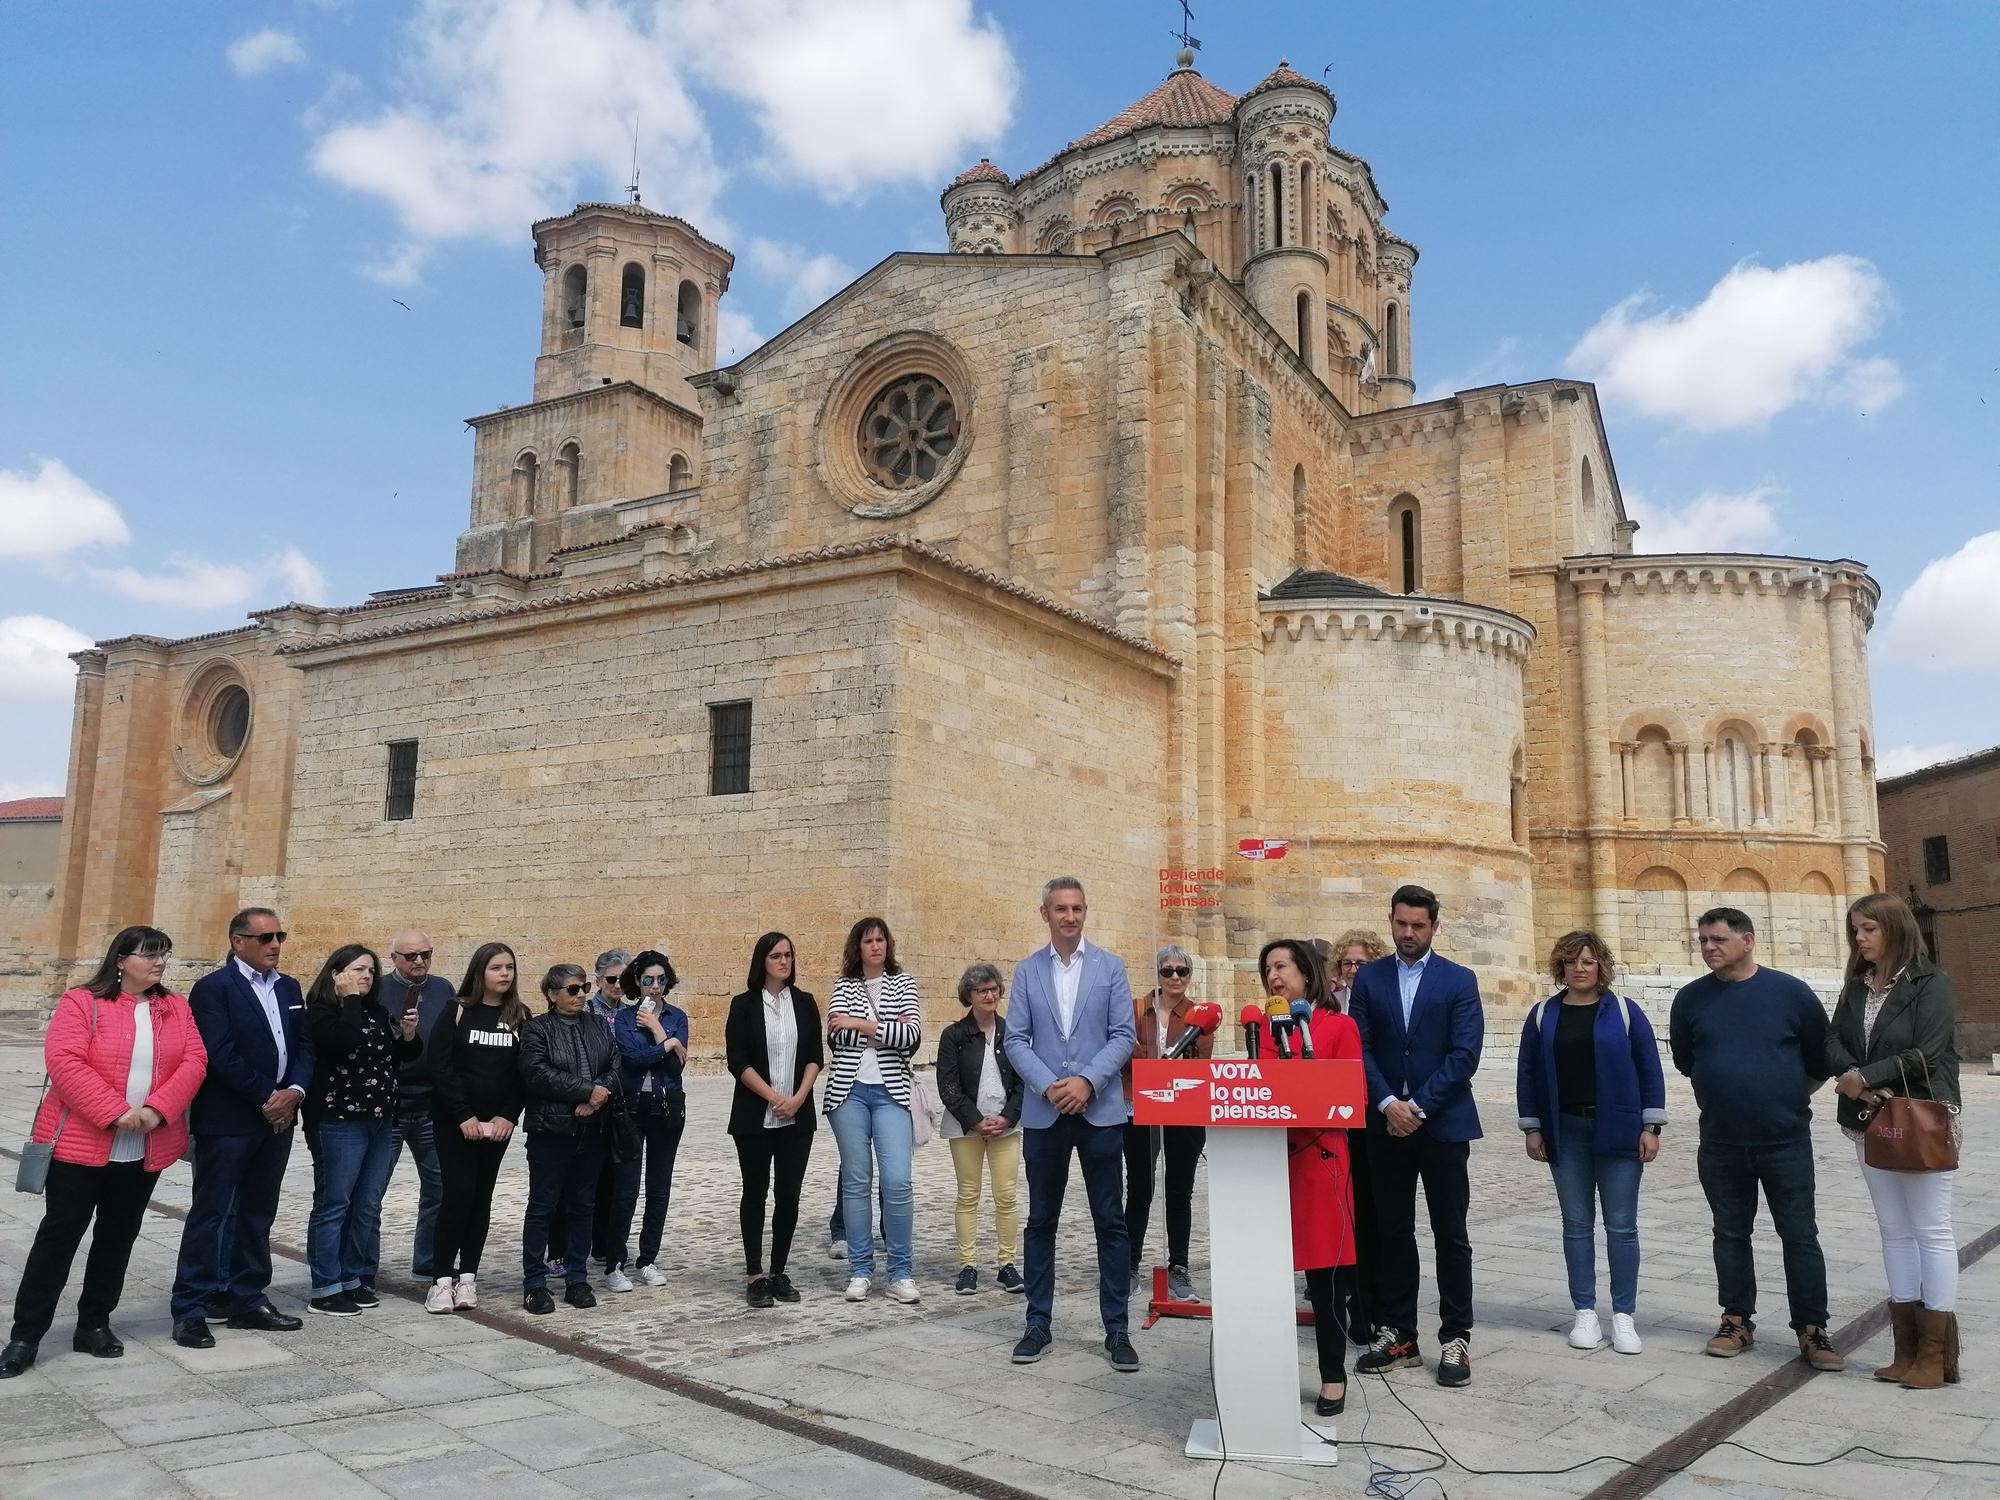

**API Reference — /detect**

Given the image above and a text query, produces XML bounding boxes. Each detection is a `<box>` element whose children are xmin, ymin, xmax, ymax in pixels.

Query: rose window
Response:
<box><xmin>859</xmin><ymin>376</ymin><xmax>960</xmax><ymax>489</ymax></box>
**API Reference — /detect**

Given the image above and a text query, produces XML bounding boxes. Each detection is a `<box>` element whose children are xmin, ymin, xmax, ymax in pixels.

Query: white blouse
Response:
<box><xmin>109</xmin><ymin>1002</ymin><xmax>154</xmax><ymax>1164</ymax></box>
<box><xmin>762</xmin><ymin>988</ymin><xmax>798</xmax><ymax>1130</ymax></box>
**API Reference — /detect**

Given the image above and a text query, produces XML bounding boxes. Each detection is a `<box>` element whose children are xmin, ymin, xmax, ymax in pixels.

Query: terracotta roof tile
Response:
<box><xmin>1240</xmin><ymin>59</ymin><xmax>1334</xmax><ymax>106</ymax></box>
<box><xmin>0</xmin><ymin>797</ymin><xmax>62</xmax><ymax>821</ymax></box>
<box><xmin>1069</xmin><ymin>68</ymin><xmax>1239</xmax><ymax>153</ymax></box>
<box><xmin>948</xmin><ymin>158</ymin><xmax>1010</xmax><ymax>187</ymax></box>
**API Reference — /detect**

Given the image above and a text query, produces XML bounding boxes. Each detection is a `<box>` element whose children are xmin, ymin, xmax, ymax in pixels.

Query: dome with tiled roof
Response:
<box><xmin>947</xmin><ymin>158</ymin><xmax>1011</xmax><ymax>188</ymax></box>
<box><xmin>1239</xmin><ymin>57</ymin><xmax>1335</xmax><ymax>107</ymax></box>
<box><xmin>1064</xmin><ymin>64</ymin><xmax>1239</xmax><ymax>155</ymax></box>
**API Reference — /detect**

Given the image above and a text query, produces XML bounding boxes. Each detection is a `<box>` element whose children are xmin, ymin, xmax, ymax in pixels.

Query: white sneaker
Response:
<box><xmin>453</xmin><ymin>1275</ymin><xmax>477</xmax><ymax>1310</ymax></box>
<box><xmin>1610</xmin><ymin>1313</ymin><xmax>1642</xmax><ymax>1355</ymax></box>
<box><xmin>636</xmin><ymin>1263</ymin><xmax>667</xmax><ymax>1288</ymax></box>
<box><xmin>843</xmin><ymin>1276</ymin><xmax>871</xmax><ymax>1302</ymax></box>
<box><xmin>886</xmin><ymin>1278</ymin><xmax>921</xmax><ymax>1305</ymax></box>
<box><xmin>604</xmin><ymin>1269</ymin><xmax>634</xmax><ymax>1293</ymax></box>
<box><xmin>425</xmin><ymin>1279</ymin><xmax>455</xmax><ymax>1314</ymax></box>
<box><xmin>1568</xmin><ymin>1309</ymin><xmax>1604</xmax><ymax>1349</ymax></box>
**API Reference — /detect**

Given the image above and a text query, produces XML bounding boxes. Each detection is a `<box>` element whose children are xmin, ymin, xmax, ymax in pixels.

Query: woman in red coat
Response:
<box><xmin>1260</xmin><ymin>937</ymin><xmax>1361</xmax><ymax>1418</ymax></box>
<box><xmin>1</xmin><ymin>926</ymin><xmax>207</xmax><ymax>1377</ymax></box>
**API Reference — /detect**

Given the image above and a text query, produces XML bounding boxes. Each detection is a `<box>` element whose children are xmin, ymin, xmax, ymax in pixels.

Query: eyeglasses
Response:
<box><xmin>1158</xmin><ymin>966</ymin><xmax>1191</xmax><ymax>978</ymax></box>
<box><xmin>125</xmin><ymin>949</ymin><xmax>172</xmax><ymax>963</ymax></box>
<box><xmin>393</xmin><ymin>950</ymin><xmax>433</xmax><ymax>963</ymax></box>
<box><xmin>553</xmin><ymin>983</ymin><xmax>590</xmax><ymax>997</ymax></box>
<box><xmin>638</xmin><ymin>974</ymin><xmax>669</xmax><ymax>987</ymax></box>
<box><xmin>238</xmin><ymin>931</ymin><xmax>287</xmax><ymax>945</ymax></box>
<box><xmin>1337</xmin><ymin>959</ymin><xmax>1362</xmax><ymax>971</ymax></box>
<box><xmin>970</xmin><ymin>984</ymin><xmax>1003</xmax><ymax>997</ymax></box>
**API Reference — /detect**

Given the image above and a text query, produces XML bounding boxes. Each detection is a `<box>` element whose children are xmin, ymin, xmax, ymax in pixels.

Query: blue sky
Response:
<box><xmin>3</xmin><ymin>1</ymin><xmax>1997</xmax><ymax>800</ymax></box>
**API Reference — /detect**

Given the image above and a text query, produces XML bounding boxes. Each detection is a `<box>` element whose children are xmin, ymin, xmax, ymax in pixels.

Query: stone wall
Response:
<box><xmin>1880</xmin><ymin>750</ymin><xmax>2000</xmax><ymax>1057</ymax></box>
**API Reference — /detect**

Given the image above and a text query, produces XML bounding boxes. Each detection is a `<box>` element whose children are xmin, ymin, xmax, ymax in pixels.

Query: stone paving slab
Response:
<box><xmin>3</xmin><ymin>1029</ymin><xmax>1998</xmax><ymax>1499</ymax></box>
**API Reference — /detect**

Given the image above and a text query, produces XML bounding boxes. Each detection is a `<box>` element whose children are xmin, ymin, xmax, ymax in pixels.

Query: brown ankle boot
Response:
<box><xmin>1945</xmin><ymin>1310</ymin><xmax>1960</xmax><ymax>1385</ymax></box>
<box><xmin>1901</xmin><ymin>1307</ymin><xmax>1950</xmax><ymax>1390</ymax></box>
<box><xmin>1874</xmin><ymin>1300</ymin><xmax>1920</xmax><ymax>1382</ymax></box>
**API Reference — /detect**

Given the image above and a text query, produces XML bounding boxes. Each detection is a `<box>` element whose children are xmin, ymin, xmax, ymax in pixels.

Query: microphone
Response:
<box><xmin>1264</xmin><ymin>996</ymin><xmax>1293</xmax><ymax>1059</ymax></box>
<box><xmin>1237</xmin><ymin>1002</ymin><xmax>1265</xmax><ymax>1060</ymax></box>
<box><xmin>1288</xmin><ymin>999</ymin><xmax>1316</xmax><ymax>1058</ymax></box>
<box><xmin>1161</xmin><ymin>1001</ymin><xmax>1223</xmax><ymax>1060</ymax></box>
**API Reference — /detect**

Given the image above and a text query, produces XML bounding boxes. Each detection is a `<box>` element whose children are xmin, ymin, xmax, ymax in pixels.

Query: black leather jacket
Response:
<box><xmin>519</xmin><ymin>1011</ymin><xmax>619</xmax><ymax>1136</ymax></box>
<box><xmin>935</xmin><ymin>1014</ymin><xmax>1023</xmax><ymax>1133</ymax></box>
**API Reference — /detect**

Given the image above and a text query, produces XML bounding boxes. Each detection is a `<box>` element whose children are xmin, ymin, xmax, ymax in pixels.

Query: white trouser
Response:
<box><xmin>1854</xmin><ymin>1140</ymin><xmax>1957</xmax><ymax>1310</ymax></box>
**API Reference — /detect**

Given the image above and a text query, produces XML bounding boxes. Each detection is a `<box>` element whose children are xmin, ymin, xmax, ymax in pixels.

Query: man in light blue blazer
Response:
<box><xmin>1003</xmin><ymin>877</ymin><xmax>1139</xmax><ymax>1371</ymax></box>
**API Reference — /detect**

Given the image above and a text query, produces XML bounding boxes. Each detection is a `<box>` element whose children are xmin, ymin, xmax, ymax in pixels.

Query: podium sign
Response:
<box><xmin>1131</xmin><ymin>1058</ymin><xmax>1367</xmax><ymax>1128</ymax></box>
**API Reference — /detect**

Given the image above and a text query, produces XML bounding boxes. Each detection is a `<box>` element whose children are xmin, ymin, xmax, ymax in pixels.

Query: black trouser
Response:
<box><xmin>522</xmin><ymin>1129</ymin><xmax>606</xmax><ymax>1290</ymax></box>
<box><xmin>10</xmin><ymin>1159</ymin><xmax>159</xmax><ymax>1344</ymax></box>
<box><xmin>1343</xmin><ymin>1128</ymin><xmax>1379</xmax><ymax>1339</ymax></box>
<box><xmin>171</xmin><ymin>1126</ymin><xmax>293</xmax><ymax>1319</ymax></box>
<box><xmin>1304</xmin><ymin>1266</ymin><xmax>1348</xmax><ymax>1384</ymax></box>
<box><xmin>1122</xmin><ymin>1120</ymin><xmax>1205</xmax><ymax>1270</ymax></box>
<box><xmin>734</xmin><ymin>1127</ymin><xmax>813</xmax><ymax>1276</ymax></box>
<box><xmin>607</xmin><ymin>1101</ymin><xmax>686</xmax><ymax>1270</ymax></box>
<box><xmin>432</xmin><ymin>1126</ymin><xmax>511</xmax><ymax>1278</ymax></box>
<box><xmin>1368</xmin><ymin>1121</ymin><xmax>1474</xmax><ymax>1344</ymax></box>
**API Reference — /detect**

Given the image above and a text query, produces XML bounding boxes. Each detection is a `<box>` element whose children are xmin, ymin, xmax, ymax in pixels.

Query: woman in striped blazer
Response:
<box><xmin>823</xmin><ymin>917</ymin><xmax>923</xmax><ymax>1305</ymax></box>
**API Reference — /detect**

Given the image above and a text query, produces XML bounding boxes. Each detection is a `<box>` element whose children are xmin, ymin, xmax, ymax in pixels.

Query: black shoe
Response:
<box><xmin>997</xmin><ymin>1263</ymin><xmax>1025</xmax><ymax>1295</ymax></box>
<box><xmin>0</xmin><ymin>1340</ymin><xmax>37</xmax><ymax>1377</ymax></box>
<box><xmin>72</xmin><ymin>1326</ymin><xmax>124</xmax><ymax>1358</ymax></box>
<box><xmin>1356</xmin><ymin>1330</ymin><xmax>1422</xmax><ymax>1374</ymax></box>
<box><xmin>1104</xmin><ymin>1333</ymin><xmax>1140</xmax><ymax>1372</ymax></box>
<box><xmin>1436</xmin><ymin>1336</ymin><xmax>1471</xmax><ymax>1388</ymax></box>
<box><xmin>347</xmin><ymin>1283</ymin><xmax>379</xmax><ymax>1309</ymax></box>
<box><xmin>564</xmin><ymin>1282</ymin><xmax>597</xmax><ymax>1309</ymax></box>
<box><xmin>226</xmin><ymin>1303</ymin><xmax>303</xmax><ymax>1333</ymax></box>
<box><xmin>746</xmin><ymin>1276</ymin><xmax>775</xmax><ymax>1309</ymax></box>
<box><xmin>309</xmin><ymin>1294</ymin><xmax>364</xmax><ymax>1318</ymax></box>
<box><xmin>1314</xmin><ymin>1387</ymin><xmax>1346</xmax><ymax>1417</ymax></box>
<box><xmin>768</xmin><ymin>1272</ymin><xmax>800</xmax><ymax>1304</ymax></box>
<box><xmin>522</xmin><ymin>1288</ymin><xmax>556</xmax><ymax>1315</ymax></box>
<box><xmin>172</xmin><ymin>1317</ymin><xmax>215</xmax><ymax>1349</ymax></box>
<box><xmin>1012</xmin><ymin>1326</ymin><xmax>1052</xmax><ymax>1364</ymax></box>
<box><xmin>955</xmin><ymin>1267</ymin><xmax>978</xmax><ymax>1295</ymax></box>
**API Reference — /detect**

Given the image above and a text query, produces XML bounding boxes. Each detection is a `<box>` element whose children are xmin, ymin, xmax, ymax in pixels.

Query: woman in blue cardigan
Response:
<box><xmin>1516</xmin><ymin>931</ymin><xmax>1666</xmax><ymax>1355</ymax></box>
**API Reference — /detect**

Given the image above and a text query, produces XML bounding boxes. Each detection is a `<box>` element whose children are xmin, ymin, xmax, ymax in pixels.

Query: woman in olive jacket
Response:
<box><xmin>1827</xmin><ymin>892</ymin><xmax>1961</xmax><ymax>1390</ymax></box>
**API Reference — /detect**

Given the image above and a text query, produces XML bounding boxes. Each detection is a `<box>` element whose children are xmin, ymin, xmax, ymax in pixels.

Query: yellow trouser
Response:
<box><xmin>948</xmin><ymin>1132</ymin><xmax>1022</xmax><ymax>1268</ymax></box>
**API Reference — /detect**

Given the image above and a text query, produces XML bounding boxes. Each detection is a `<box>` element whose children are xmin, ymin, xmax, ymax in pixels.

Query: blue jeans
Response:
<box><xmin>1549</xmin><ymin>1112</ymin><xmax>1642</xmax><ymax>1315</ymax></box>
<box><xmin>522</xmin><ymin>1130</ymin><xmax>607</xmax><ymax>1290</ymax></box>
<box><xmin>607</xmin><ymin>1101</ymin><xmax>686</xmax><ymax>1270</ymax></box>
<box><xmin>1023</xmin><ymin>1113</ymin><xmax>1129</xmax><ymax>1338</ymax></box>
<box><xmin>306</xmin><ymin>1121</ymin><xmax>399</xmax><ymax>1299</ymax></box>
<box><xmin>1696</xmin><ymin>1134</ymin><xmax>1828</xmax><ymax>1330</ymax></box>
<box><xmin>394</xmin><ymin>1110</ymin><xmax>442</xmax><ymax>1280</ymax></box>
<box><xmin>827</xmin><ymin>1083</ymin><xmax>915</xmax><ymax>1281</ymax></box>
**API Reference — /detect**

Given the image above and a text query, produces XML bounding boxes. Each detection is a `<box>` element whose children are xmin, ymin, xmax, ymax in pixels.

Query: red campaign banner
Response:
<box><xmin>1131</xmin><ymin>1058</ymin><xmax>1367</xmax><ymax>1128</ymax></box>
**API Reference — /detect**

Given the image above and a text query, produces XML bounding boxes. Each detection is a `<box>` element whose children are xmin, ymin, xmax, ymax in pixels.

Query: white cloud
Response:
<box><xmin>1416</xmin><ymin>336</ymin><xmax>1529</xmax><ymax>405</ymax></box>
<box><xmin>676</xmin><ymin>0</ymin><xmax>1016</xmax><ymax>197</ymax></box>
<box><xmin>0</xmin><ymin>778</ymin><xmax>64</xmax><ymax>802</ymax></box>
<box><xmin>747</xmin><ymin>237</ymin><xmax>854</xmax><ymax>317</ymax></box>
<box><xmin>88</xmin><ymin>547</ymin><xmax>330</xmax><ymax>611</ymax></box>
<box><xmin>0</xmin><ymin>616</ymin><xmax>94</xmax><ymax>702</ymax></box>
<box><xmin>1877</xmin><ymin>742</ymin><xmax>1972</xmax><ymax>778</ymax></box>
<box><xmin>0</xmin><ymin>458</ymin><xmax>132</xmax><ymax>559</ymax></box>
<box><xmin>1625</xmin><ymin>482</ymin><xmax>1783</xmax><ymax>553</ymax></box>
<box><xmin>1880</xmin><ymin>531</ymin><xmax>2000</xmax><ymax>670</ymax></box>
<box><xmin>226</xmin><ymin>28</ymin><xmax>308</xmax><ymax>76</ymax></box>
<box><xmin>1568</xmin><ymin>256</ymin><xmax>1902</xmax><ymax>431</ymax></box>
<box><xmin>714</xmin><ymin>307</ymin><xmax>764</xmax><ymax>363</ymax></box>
<box><xmin>311</xmin><ymin>0</ymin><xmax>720</xmax><ymax>269</ymax></box>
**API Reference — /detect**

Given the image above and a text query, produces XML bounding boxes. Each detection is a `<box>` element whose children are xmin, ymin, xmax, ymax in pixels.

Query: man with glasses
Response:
<box><xmin>381</xmin><ymin>930</ymin><xmax>455</xmax><ymax>1286</ymax></box>
<box><xmin>562</xmin><ymin>950</ymin><xmax>630</xmax><ymax>1280</ymax></box>
<box><xmin>171</xmin><ymin>908</ymin><xmax>314</xmax><ymax>1347</ymax></box>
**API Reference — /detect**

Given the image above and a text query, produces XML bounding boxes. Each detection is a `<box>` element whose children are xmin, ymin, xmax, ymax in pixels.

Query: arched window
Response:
<box><xmin>562</xmin><ymin>265</ymin><xmax>587</xmax><ymax>330</ymax></box>
<box><xmin>1298</xmin><ymin>161</ymin><xmax>1313</xmax><ymax>249</ymax></box>
<box><xmin>514</xmin><ymin>451</ymin><xmax>539</xmax><ymax>518</ymax></box>
<box><xmin>1718</xmin><ymin>731</ymin><xmax>1754</xmax><ymax>829</ymax></box>
<box><xmin>1295</xmin><ymin>291</ymin><xmax>1312</xmax><ymax>361</ymax></box>
<box><xmin>1390</xmin><ymin>495</ymin><xmax>1422</xmax><ymax>594</ymax></box>
<box><xmin>676</xmin><ymin>279</ymin><xmax>700</xmax><ymax>347</ymax></box>
<box><xmin>1384</xmin><ymin>303</ymin><xmax>1402</xmax><ymax>377</ymax></box>
<box><xmin>668</xmin><ymin>452</ymin><xmax>692</xmax><ymax>491</ymax></box>
<box><xmin>1580</xmin><ymin>455</ymin><xmax>1595</xmax><ymax>510</ymax></box>
<box><xmin>1269</xmin><ymin>163</ymin><xmax>1285</xmax><ymax>248</ymax></box>
<box><xmin>557</xmin><ymin>441</ymin><xmax>581</xmax><ymax>508</ymax></box>
<box><xmin>619</xmin><ymin>263</ymin><xmax>645</xmax><ymax>329</ymax></box>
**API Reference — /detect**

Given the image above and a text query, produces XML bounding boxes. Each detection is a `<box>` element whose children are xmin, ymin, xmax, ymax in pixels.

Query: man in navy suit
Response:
<box><xmin>1003</xmin><ymin>877</ymin><xmax>1140</xmax><ymax>1372</ymax></box>
<box><xmin>1350</xmin><ymin>885</ymin><xmax>1484</xmax><ymax>1388</ymax></box>
<box><xmin>170</xmin><ymin>907</ymin><xmax>314</xmax><ymax>1347</ymax></box>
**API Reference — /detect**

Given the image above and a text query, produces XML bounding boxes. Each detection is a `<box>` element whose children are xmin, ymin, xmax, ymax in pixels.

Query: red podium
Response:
<box><xmin>1133</xmin><ymin>1054</ymin><xmax>1366</xmax><ymax>1468</ymax></box>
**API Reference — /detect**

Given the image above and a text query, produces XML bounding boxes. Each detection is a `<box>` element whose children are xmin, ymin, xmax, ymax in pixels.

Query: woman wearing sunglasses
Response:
<box><xmin>603</xmin><ymin>949</ymin><xmax>689</xmax><ymax>1289</ymax></box>
<box><xmin>1121</xmin><ymin>944</ymin><xmax>1211</xmax><ymax>1304</ymax></box>
<box><xmin>518</xmin><ymin>963</ymin><xmax>620</xmax><ymax>1313</ymax></box>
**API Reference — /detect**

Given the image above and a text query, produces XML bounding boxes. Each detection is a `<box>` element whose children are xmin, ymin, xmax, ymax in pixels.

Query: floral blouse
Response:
<box><xmin>306</xmin><ymin>995</ymin><xmax>422</xmax><ymax>1125</ymax></box>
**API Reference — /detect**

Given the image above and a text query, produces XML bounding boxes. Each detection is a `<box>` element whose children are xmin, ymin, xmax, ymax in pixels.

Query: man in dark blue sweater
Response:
<box><xmin>1669</xmin><ymin>906</ymin><xmax>1841</xmax><ymax>1372</ymax></box>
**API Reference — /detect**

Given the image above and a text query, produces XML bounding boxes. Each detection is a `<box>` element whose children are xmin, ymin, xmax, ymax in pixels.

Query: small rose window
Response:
<box><xmin>859</xmin><ymin>376</ymin><xmax>960</xmax><ymax>489</ymax></box>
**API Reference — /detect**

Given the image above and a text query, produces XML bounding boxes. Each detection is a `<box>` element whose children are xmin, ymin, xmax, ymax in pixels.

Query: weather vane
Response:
<box><xmin>626</xmin><ymin>117</ymin><xmax>642</xmax><ymax>204</ymax></box>
<box><xmin>1170</xmin><ymin>0</ymin><xmax>1201</xmax><ymax>53</ymax></box>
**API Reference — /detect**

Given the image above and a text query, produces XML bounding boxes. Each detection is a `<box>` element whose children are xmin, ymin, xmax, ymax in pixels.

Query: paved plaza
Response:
<box><xmin>2</xmin><ymin>1023</ymin><xmax>1996</xmax><ymax>1500</ymax></box>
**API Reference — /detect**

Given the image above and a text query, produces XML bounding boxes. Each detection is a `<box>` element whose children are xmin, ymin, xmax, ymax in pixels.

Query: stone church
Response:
<box><xmin>20</xmin><ymin>54</ymin><xmax>1885</xmax><ymax>1046</ymax></box>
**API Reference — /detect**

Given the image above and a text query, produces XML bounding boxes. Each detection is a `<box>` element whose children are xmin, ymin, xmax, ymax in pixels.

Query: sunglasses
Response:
<box><xmin>638</xmin><ymin>974</ymin><xmax>669</xmax><ymax>987</ymax></box>
<box><xmin>393</xmin><ymin>950</ymin><xmax>433</xmax><ymax>963</ymax></box>
<box><xmin>1158</xmin><ymin>966</ymin><xmax>1191</xmax><ymax>978</ymax></box>
<box><xmin>238</xmin><ymin>931</ymin><xmax>288</xmax><ymax>945</ymax></box>
<box><xmin>553</xmin><ymin>983</ymin><xmax>590</xmax><ymax>997</ymax></box>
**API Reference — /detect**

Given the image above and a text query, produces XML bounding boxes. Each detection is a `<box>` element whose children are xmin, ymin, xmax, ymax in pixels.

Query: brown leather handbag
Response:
<box><xmin>1859</xmin><ymin>1055</ymin><xmax>1959</xmax><ymax>1173</ymax></box>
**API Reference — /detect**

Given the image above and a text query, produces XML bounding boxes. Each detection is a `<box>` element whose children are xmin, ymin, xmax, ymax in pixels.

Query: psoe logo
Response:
<box><xmin>1238</xmin><ymin>838</ymin><xmax>1288</xmax><ymax>860</ymax></box>
<box><xmin>1139</xmin><ymin>1078</ymin><xmax>1210</xmax><ymax>1105</ymax></box>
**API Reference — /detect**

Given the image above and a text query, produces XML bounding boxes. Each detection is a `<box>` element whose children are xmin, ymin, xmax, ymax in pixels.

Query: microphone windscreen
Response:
<box><xmin>1187</xmin><ymin>1001</ymin><xmax>1223</xmax><ymax>1032</ymax></box>
<box><xmin>1238</xmin><ymin>1003</ymin><xmax>1266</xmax><ymax>1029</ymax></box>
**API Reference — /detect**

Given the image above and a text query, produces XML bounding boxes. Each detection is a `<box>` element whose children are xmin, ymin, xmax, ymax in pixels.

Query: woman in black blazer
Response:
<box><xmin>724</xmin><ymin>932</ymin><xmax>824</xmax><ymax>1309</ymax></box>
